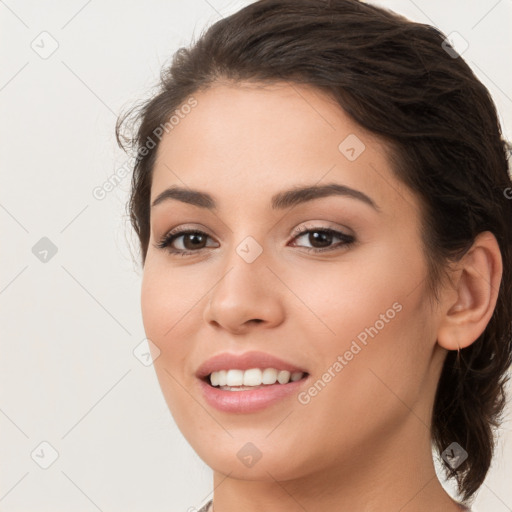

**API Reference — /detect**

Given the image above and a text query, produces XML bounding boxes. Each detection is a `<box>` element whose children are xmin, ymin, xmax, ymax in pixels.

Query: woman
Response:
<box><xmin>116</xmin><ymin>1</ymin><xmax>512</xmax><ymax>510</ymax></box>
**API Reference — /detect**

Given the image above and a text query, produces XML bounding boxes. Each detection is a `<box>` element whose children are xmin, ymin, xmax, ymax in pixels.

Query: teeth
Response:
<box><xmin>217</xmin><ymin>370</ymin><xmax>227</xmax><ymax>386</ymax></box>
<box><xmin>290</xmin><ymin>371</ymin><xmax>303</xmax><ymax>382</ymax></box>
<box><xmin>226</xmin><ymin>369</ymin><xmax>244</xmax><ymax>386</ymax></box>
<box><xmin>243</xmin><ymin>368</ymin><xmax>262</xmax><ymax>386</ymax></box>
<box><xmin>208</xmin><ymin>368</ymin><xmax>305</xmax><ymax>388</ymax></box>
<box><xmin>277</xmin><ymin>370</ymin><xmax>291</xmax><ymax>384</ymax></box>
<box><xmin>262</xmin><ymin>368</ymin><xmax>278</xmax><ymax>384</ymax></box>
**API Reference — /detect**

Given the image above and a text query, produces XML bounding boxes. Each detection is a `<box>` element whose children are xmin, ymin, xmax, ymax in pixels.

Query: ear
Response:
<box><xmin>436</xmin><ymin>231</ymin><xmax>503</xmax><ymax>351</ymax></box>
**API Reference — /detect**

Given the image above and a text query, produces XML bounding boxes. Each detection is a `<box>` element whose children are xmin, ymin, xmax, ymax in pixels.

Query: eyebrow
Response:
<box><xmin>151</xmin><ymin>182</ymin><xmax>379</xmax><ymax>211</ymax></box>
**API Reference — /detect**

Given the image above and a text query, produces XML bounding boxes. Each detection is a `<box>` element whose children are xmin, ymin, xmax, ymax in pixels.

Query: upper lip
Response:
<box><xmin>195</xmin><ymin>351</ymin><xmax>308</xmax><ymax>379</ymax></box>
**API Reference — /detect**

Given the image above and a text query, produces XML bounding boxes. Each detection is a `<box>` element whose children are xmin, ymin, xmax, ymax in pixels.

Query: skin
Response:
<box><xmin>141</xmin><ymin>81</ymin><xmax>502</xmax><ymax>512</ymax></box>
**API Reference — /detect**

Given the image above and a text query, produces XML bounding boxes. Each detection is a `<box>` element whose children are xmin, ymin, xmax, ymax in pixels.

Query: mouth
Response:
<box><xmin>199</xmin><ymin>368</ymin><xmax>310</xmax><ymax>414</ymax></box>
<box><xmin>195</xmin><ymin>351</ymin><xmax>310</xmax><ymax>412</ymax></box>
<box><xmin>198</xmin><ymin>368</ymin><xmax>310</xmax><ymax>413</ymax></box>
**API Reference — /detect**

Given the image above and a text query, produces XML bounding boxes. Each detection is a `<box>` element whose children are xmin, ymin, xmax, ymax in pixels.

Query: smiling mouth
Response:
<box><xmin>202</xmin><ymin>368</ymin><xmax>309</xmax><ymax>390</ymax></box>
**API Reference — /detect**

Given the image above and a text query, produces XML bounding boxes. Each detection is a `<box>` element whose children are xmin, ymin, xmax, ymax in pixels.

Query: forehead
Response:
<box><xmin>150</xmin><ymin>81</ymin><xmax>416</xmax><ymax>216</ymax></box>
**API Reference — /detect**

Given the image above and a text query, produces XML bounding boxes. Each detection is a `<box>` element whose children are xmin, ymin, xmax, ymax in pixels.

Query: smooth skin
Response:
<box><xmin>141</xmin><ymin>81</ymin><xmax>502</xmax><ymax>512</ymax></box>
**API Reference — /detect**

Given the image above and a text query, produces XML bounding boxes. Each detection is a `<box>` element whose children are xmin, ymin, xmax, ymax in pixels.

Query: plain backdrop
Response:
<box><xmin>1</xmin><ymin>1</ymin><xmax>511</xmax><ymax>511</ymax></box>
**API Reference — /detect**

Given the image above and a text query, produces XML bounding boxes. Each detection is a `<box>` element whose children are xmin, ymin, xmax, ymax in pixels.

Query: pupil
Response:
<box><xmin>185</xmin><ymin>233</ymin><xmax>205</xmax><ymax>250</ymax></box>
<box><xmin>310</xmin><ymin>231</ymin><xmax>331</xmax><ymax>248</ymax></box>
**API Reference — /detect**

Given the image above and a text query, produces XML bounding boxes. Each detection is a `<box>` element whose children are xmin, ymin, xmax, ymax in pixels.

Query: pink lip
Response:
<box><xmin>198</xmin><ymin>376</ymin><xmax>310</xmax><ymax>413</ymax></box>
<box><xmin>195</xmin><ymin>350</ymin><xmax>308</xmax><ymax>379</ymax></box>
<box><xmin>195</xmin><ymin>351</ymin><xmax>310</xmax><ymax>413</ymax></box>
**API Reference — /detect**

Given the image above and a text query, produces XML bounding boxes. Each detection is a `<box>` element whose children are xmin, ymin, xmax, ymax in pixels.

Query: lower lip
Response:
<box><xmin>198</xmin><ymin>376</ymin><xmax>309</xmax><ymax>413</ymax></box>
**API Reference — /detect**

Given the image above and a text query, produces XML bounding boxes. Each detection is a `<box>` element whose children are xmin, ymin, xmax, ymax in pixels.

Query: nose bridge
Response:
<box><xmin>204</xmin><ymin>231</ymin><xmax>285</xmax><ymax>331</ymax></box>
<box><xmin>214</xmin><ymin>232</ymin><xmax>270</xmax><ymax>301</ymax></box>
<box><xmin>219</xmin><ymin>211</ymin><xmax>272</xmax><ymax>274</ymax></box>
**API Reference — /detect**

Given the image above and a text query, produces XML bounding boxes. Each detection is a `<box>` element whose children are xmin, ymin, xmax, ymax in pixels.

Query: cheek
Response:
<box><xmin>140</xmin><ymin>263</ymin><xmax>199</xmax><ymax>419</ymax></box>
<box><xmin>140</xmin><ymin>260</ymin><xmax>204</xmax><ymax>341</ymax></box>
<box><xmin>291</xmin><ymin>241</ymin><xmax>431</xmax><ymax>392</ymax></box>
<box><xmin>140</xmin><ymin>259</ymin><xmax>215</xmax><ymax>393</ymax></box>
<box><xmin>282</xmin><ymin>254</ymin><xmax>409</xmax><ymax>350</ymax></box>
<box><xmin>140</xmin><ymin>263</ymin><xmax>195</xmax><ymax>399</ymax></box>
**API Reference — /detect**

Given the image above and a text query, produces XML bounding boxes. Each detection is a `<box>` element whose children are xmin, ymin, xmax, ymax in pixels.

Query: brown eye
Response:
<box><xmin>306</xmin><ymin>230</ymin><xmax>333</xmax><ymax>248</ymax></box>
<box><xmin>155</xmin><ymin>227</ymin><xmax>355</xmax><ymax>256</ymax></box>
<box><xmin>180</xmin><ymin>232</ymin><xmax>208</xmax><ymax>250</ymax></box>
<box><xmin>156</xmin><ymin>229</ymin><xmax>218</xmax><ymax>255</ymax></box>
<box><xmin>291</xmin><ymin>228</ymin><xmax>355</xmax><ymax>253</ymax></box>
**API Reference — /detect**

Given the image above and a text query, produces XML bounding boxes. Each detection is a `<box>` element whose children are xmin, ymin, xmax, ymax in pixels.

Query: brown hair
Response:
<box><xmin>116</xmin><ymin>0</ymin><xmax>512</xmax><ymax>503</ymax></box>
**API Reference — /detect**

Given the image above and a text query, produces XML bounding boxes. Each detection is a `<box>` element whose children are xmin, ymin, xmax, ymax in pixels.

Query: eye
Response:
<box><xmin>154</xmin><ymin>226</ymin><xmax>355</xmax><ymax>256</ymax></box>
<box><xmin>155</xmin><ymin>229</ymin><xmax>219</xmax><ymax>256</ymax></box>
<box><xmin>289</xmin><ymin>227</ymin><xmax>355</xmax><ymax>253</ymax></box>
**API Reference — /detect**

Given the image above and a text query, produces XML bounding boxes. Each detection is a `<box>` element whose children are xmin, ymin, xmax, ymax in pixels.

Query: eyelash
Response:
<box><xmin>155</xmin><ymin>226</ymin><xmax>355</xmax><ymax>256</ymax></box>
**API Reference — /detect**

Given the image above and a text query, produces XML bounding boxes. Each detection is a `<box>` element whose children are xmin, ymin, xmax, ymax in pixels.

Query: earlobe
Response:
<box><xmin>436</xmin><ymin>231</ymin><xmax>503</xmax><ymax>352</ymax></box>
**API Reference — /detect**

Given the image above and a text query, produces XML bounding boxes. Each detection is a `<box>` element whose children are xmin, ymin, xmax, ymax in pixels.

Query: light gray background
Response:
<box><xmin>1</xmin><ymin>1</ymin><xmax>511</xmax><ymax>511</ymax></box>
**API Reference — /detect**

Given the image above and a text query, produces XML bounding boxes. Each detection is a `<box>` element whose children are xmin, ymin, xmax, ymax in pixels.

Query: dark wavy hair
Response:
<box><xmin>116</xmin><ymin>0</ymin><xmax>512</xmax><ymax>504</ymax></box>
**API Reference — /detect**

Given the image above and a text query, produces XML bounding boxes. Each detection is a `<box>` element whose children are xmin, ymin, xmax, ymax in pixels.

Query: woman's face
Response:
<box><xmin>141</xmin><ymin>81</ymin><xmax>447</xmax><ymax>482</ymax></box>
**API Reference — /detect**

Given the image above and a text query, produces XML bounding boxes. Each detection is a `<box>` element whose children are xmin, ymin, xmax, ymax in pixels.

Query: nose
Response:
<box><xmin>202</xmin><ymin>246</ymin><xmax>285</xmax><ymax>335</ymax></box>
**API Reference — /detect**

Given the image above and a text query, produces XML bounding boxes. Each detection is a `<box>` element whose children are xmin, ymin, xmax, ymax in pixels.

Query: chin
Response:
<box><xmin>192</xmin><ymin>438</ymin><xmax>312</xmax><ymax>482</ymax></box>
